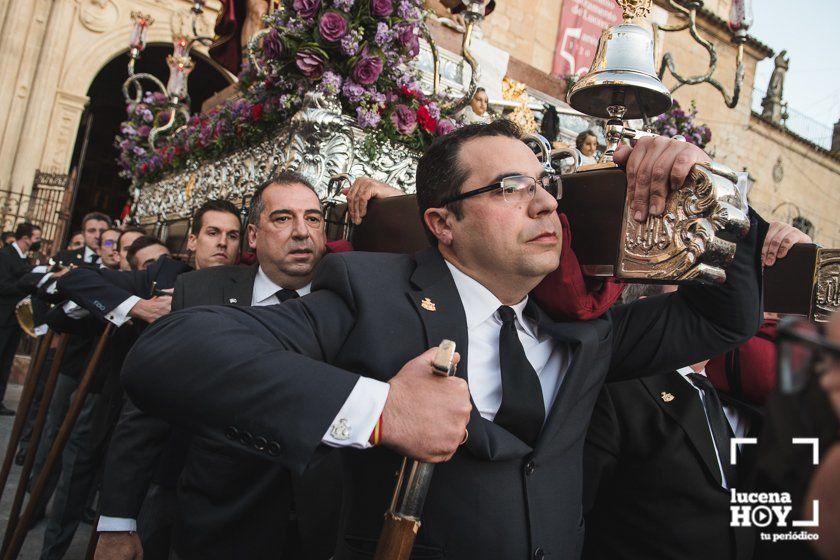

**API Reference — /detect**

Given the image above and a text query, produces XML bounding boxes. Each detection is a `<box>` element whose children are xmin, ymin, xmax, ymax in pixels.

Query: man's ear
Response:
<box><xmin>424</xmin><ymin>207</ymin><xmax>454</xmax><ymax>246</ymax></box>
<box><xmin>246</xmin><ymin>224</ymin><xmax>258</xmax><ymax>250</ymax></box>
<box><xmin>186</xmin><ymin>233</ymin><xmax>197</xmax><ymax>252</ymax></box>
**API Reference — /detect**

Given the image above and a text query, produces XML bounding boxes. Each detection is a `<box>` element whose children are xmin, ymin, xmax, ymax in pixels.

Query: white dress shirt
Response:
<box><xmin>444</xmin><ymin>261</ymin><xmax>570</xmax><ymax>420</ymax></box>
<box><xmin>677</xmin><ymin>366</ymin><xmax>749</xmax><ymax>489</ymax></box>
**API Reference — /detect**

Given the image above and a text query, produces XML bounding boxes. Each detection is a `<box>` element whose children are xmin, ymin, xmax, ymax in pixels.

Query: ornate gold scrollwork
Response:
<box><xmin>618</xmin><ymin>162</ymin><xmax>750</xmax><ymax>284</ymax></box>
<box><xmin>815</xmin><ymin>250</ymin><xmax>840</xmax><ymax>323</ymax></box>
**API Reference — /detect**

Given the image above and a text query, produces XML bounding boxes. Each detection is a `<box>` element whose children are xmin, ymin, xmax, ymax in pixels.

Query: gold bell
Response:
<box><xmin>567</xmin><ymin>23</ymin><xmax>672</xmax><ymax>120</ymax></box>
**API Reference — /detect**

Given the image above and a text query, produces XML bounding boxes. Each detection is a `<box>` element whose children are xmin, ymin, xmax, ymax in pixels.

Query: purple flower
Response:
<box><xmin>342</xmin><ymin>80</ymin><xmax>365</xmax><ymax>103</ymax></box>
<box><xmin>333</xmin><ymin>0</ymin><xmax>355</xmax><ymax>9</ymax></box>
<box><xmin>397</xmin><ymin>0</ymin><xmax>419</xmax><ymax>20</ymax></box>
<box><xmin>296</xmin><ymin>49</ymin><xmax>325</xmax><ymax>79</ymax></box>
<box><xmin>320</xmin><ymin>70</ymin><xmax>343</xmax><ymax>93</ymax></box>
<box><xmin>374</xmin><ymin>22</ymin><xmax>391</xmax><ymax>45</ymax></box>
<box><xmin>293</xmin><ymin>0</ymin><xmax>321</xmax><ymax>18</ymax></box>
<box><xmin>426</xmin><ymin>102</ymin><xmax>440</xmax><ymax>120</ymax></box>
<box><xmin>132</xmin><ymin>146</ymin><xmax>147</xmax><ymax>156</ymax></box>
<box><xmin>390</xmin><ymin>104</ymin><xmax>417</xmax><ymax>135</ymax></box>
<box><xmin>340</xmin><ymin>33</ymin><xmax>360</xmax><ymax>56</ymax></box>
<box><xmin>436</xmin><ymin>118</ymin><xmax>456</xmax><ymax>136</ymax></box>
<box><xmin>352</xmin><ymin>49</ymin><xmax>383</xmax><ymax>85</ymax></box>
<box><xmin>356</xmin><ymin>106</ymin><xmax>381</xmax><ymax>128</ymax></box>
<box><xmin>395</xmin><ymin>23</ymin><xmax>419</xmax><ymax>56</ymax></box>
<box><xmin>262</xmin><ymin>28</ymin><xmax>283</xmax><ymax>59</ymax></box>
<box><xmin>137</xmin><ymin>125</ymin><xmax>151</xmax><ymax>137</ymax></box>
<box><xmin>371</xmin><ymin>0</ymin><xmax>392</xmax><ymax>17</ymax></box>
<box><xmin>318</xmin><ymin>11</ymin><xmax>348</xmax><ymax>42</ymax></box>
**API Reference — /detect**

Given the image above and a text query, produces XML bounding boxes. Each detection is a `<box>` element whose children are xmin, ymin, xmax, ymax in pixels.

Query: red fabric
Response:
<box><xmin>208</xmin><ymin>0</ymin><xmax>245</xmax><ymax>75</ymax></box>
<box><xmin>531</xmin><ymin>213</ymin><xmax>625</xmax><ymax>321</ymax></box>
<box><xmin>706</xmin><ymin>319</ymin><xmax>778</xmax><ymax>405</ymax></box>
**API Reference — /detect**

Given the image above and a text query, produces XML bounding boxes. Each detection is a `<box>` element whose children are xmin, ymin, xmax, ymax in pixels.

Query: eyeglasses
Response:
<box><xmin>102</xmin><ymin>239</ymin><xmax>118</xmax><ymax>249</ymax></box>
<box><xmin>440</xmin><ymin>174</ymin><xmax>562</xmax><ymax>206</ymax></box>
<box><xmin>776</xmin><ymin>317</ymin><xmax>840</xmax><ymax>394</ymax></box>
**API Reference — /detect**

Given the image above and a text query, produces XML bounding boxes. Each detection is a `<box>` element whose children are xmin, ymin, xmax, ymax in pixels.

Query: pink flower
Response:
<box><xmin>318</xmin><ymin>11</ymin><xmax>348</xmax><ymax>42</ymax></box>
<box><xmin>370</xmin><ymin>0</ymin><xmax>392</xmax><ymax>17</ymax></box>
<box><xmin>293</xmin><ymin>0</ymin><xmax>321</xmax><ymax>18</ymax></box>
<box><xmin>352</xmin><ymin>48</ymin><xmax>383</xmax><ymax>85</ymax></box>
<box><xmin>390</xmin><ymin>104</ymin><xmax>417</xmax><ymax>135</ymax></box>
<box><xmin>436</xmin><ymin>119</ymin><xmax>456</xmax><ymax>136</ymax></box>
<box><xmin>296</xmin><ymin>49</ymin><xmax>325</xmax><ymax>79</ymax></box>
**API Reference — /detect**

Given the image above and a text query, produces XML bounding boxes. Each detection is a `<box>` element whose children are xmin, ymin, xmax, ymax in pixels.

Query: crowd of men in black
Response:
<box><xmin>0</xmin><ymin>120</ymin><xmax>838</xmax><ymax>560</ymax></box>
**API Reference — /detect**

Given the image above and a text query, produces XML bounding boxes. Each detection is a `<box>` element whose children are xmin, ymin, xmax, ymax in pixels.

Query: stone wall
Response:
<box><xmin>0</xmin><ymin>0</ymin><xmax>226</xmax><ymax>192</ymax></box>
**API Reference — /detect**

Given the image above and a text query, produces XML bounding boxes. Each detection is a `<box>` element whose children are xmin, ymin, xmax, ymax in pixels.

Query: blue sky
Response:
<box><xmin>749</xmin><ymin>0</ymin><xmax>839</xmax><ymax>142</ymax></box>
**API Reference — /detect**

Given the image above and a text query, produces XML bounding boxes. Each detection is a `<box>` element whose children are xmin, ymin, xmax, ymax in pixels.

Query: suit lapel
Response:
<box><xmin>642</xmin><ymin>373</ymin><xmax>724</xmax><ymax>487</ymax></box>
<box><xmin>223</xmin><ymin>266</ymin><xmax>258</xmax><ymax>306</ymax></box>
<box><xmin>531</xmin><ymin>303</ymin><xmax>598</xmax><ymax>453</ymax></box>
<box><xmin>406</xmin><ymin>249</ymin><xmax>531</xmax><ymax>461</ymax></box>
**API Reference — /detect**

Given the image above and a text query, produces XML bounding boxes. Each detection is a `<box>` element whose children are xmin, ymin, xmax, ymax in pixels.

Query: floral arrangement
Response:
<box><xmin>117</xmin><ymin>0</ymin><xmax>459</xmax><ymax>183</ymax></box>
<box><xmin>651</xmin><ymin>99</ymin><xmax>712</xmax><ymax>149</ymax></box>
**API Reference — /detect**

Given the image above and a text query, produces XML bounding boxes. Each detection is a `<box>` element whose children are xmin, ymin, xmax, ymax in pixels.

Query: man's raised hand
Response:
<box><xmin>381</xmin><ymin>346</ymin><xmax>471</xmax><ymax>463</ymax></box>
<box><xmin>614</xmin><ymin>136</ymin><xmax>710</xmax><ymax>222</ymax></box>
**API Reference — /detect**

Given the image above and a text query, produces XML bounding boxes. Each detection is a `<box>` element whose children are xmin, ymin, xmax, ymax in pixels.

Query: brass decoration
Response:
<box><xmin>185</xmin><ymin>173</ymin><xmax>196</xmax><ymax>199</ymax></box>
<box><xmin>814</xmin><ymin>250</ymin><xmax>840</xmax><ymax>323</ymax></box>
<box><xmin>617</xmin><ymin>0</ymin><xmax>652</xmax><ymax>23</ymax></box>
<box><xmin>421</xmin><ymin>298</ymin><xmax>437</xmax><ymax>312</ymax></box>
<box><xmin>660</xmin><ymin>391</ymin><xmax>675</xmax><ymax>403</ymax></box>
<box><xmin>617</xmin><ymin>162</ymin><xmax>750</xmax><ymax>283</ymax></box>
<box><xmin>502</xmin><ymin>77</ymin><xmax>538</xmax><ymax>134</ymax></box>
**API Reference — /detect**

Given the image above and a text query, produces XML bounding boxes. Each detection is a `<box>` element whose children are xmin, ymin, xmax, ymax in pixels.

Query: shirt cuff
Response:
<box><xmin>105</xmin><ymin>296</ymin><xmax>141</xmax><ymax>327</ymax></box>
<box><xmin>97</xmin><ymin>516</ymin><xmax>137</xmax><ymax>532</ymax></box>
<box><xmin>322</xmin><ymin>377</ymin><xmax>389</xmax><ymax>449</ymax></box>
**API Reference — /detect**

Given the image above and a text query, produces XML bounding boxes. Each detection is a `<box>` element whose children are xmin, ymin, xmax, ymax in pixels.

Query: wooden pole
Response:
<box><xmin>0</xmin><ymin>333</ymin><xmax>67</xmax><ymax>555</ymax></box>
<box><xmin>2</xmin><ymin>324</ymin><xmax>113</xmax><ymax>560</ymax></box>
<box><xmin>0</xmin><ymin>330</ymin><xmax>53</xmax><ymax>503</ymax></box>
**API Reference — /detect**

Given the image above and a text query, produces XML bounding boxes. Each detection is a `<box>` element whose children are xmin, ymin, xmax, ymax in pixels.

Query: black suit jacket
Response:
<box><xmin>583</xmin><ymin>370</ymin><xmax>763</xmax><ymax>560</ymax></box>
<box><xmin>0</xmin><ymin>244</ymin><xmax>32</xmax><ymax>326</ymax></box>
<box><xmin>123</xmin><ymin>213</ymin><xmax>763</xmax><ymax>560</ymax></box>
<box><xmin>56</xmin><ymin>256</ymin><xmax>191</xmax><ymax>323</ymax></box>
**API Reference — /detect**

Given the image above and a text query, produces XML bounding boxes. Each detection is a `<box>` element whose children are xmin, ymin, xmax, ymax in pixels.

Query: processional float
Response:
<box><xmin>125</xmin><ymin>0</ymin><xmax>834</xmax><ymax>550</ymax></box>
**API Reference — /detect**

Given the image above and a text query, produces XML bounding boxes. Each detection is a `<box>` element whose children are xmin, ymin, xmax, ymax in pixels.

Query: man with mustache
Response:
<box><xmin>122</xmin><ymin>120</ymin><xmax>766</xmax><ymax>559</ymax></box>
<box><xmin>96</xmin><ymin>174</ymin><xmax>345</xmax><ymax>560</ymax></box>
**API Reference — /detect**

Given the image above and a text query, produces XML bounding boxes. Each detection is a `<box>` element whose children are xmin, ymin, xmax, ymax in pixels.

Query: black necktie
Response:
<box><xmin>88</xmin><ymin>252</ymin><xmax>99</xmax><ymax>264</ymax></box>
<box><xmin>688</xmin><ymin>373</ymin><xmax>738</xmax><ymax>487</ymax></box>
<box><xmin>493</xmin><ymin>305</ymin><xmax>545</xmax><ymax>446</ymax></box>
<box><xmin>275</xmin><ymin>289</ymin><xmax>299</xmax><ymax>302</ymax></box>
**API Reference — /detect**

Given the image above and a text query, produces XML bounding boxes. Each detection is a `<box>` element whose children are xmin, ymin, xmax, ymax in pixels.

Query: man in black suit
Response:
<box><xmin>53</xmin><ymin>212</ymin><xmax>112</xmax><ymax>269</ymax></box>
<box><xmin>96</xmin><ymin>180</ymin><xmax>342</xmax><ymax>560</ymax></box>
<box><xmin>582</xmin><ymin>223</ymin><xmax>812</xmax><ymax>560</ymax></box>
<box><xmin>122</xmin><ymin>120</ymin><xmax>764</xmax><ymax>559</ymax></box>
<box><xmin>0</xmin><ymin>221</ymin><xmax>41</xmax><ymax>413</ymax></box>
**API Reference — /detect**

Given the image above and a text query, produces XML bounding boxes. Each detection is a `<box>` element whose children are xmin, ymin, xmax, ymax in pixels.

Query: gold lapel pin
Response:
<box><xmin>421</xmin><ymin>297</ymin><xmax>436</xmax><ymax>311</ymax></box>
<box><xmin>661</xmin><ymin>392</ymin><xmax>675</xmax><ymax>403</ymax></box>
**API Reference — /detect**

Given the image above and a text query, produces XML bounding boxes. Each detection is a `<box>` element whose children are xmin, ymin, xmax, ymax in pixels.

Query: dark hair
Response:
<box><xmin>81</xmin><ymin>212</ymin><xmax>112</xmax><ymax>229</ymax></box>
<box><xmin>191</xmin><ymin>199</ymin><xmax>239</xmax><ymax>235</ymax></box>
<box><xmin>575</xmin><ymin>129</ymin><xmax>598</xmax><ymax>150</ymax></box>
<box><xmin>14</xmin><ymin>222</ymin><xmax>40</xmax><ymax>240</ymax></box>
<box><xmin>416</xmin><ymin>119</ymin><xmax>522</xmax><ymax>244</ymax></box>
<box><xmin>117</xmin><ymin>227</ymin><xmax>146</xmax><ymax>252</ymax></box>
<box><xmin>473</xmin><ymin>87</ymin><xmax>487</xmax><ymax>97</ymax></box>
<box><xmin>126</xmin><ymin>235</ymin><xmax>166</xmax><ymax>270</ymax></box>
<box><xmin>2</xmin><ymin>231</ymin><xmax>14</xmax><ymax>240</ymax></box>
<box><xmin>69</xmin><ymin>230</ymin><xmax>83</xmax><ymax>240</ymax></box>
<box><xmin>248</xmin><ymin>170</ymin><xmax>319</xmax><ymax>227</ymax></box>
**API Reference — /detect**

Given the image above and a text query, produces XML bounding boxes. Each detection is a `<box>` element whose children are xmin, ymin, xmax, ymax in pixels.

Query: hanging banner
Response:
<box><xmin>552</xmin><ymin>0</ymin><xmax>624</xmax><ymax>78</ymax></box>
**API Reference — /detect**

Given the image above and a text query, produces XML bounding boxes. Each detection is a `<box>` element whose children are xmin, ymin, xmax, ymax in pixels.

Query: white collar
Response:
<box><xmin>444</xmin><ymin>259</ymin><xmax>536</xmax><ymax>339</ymax></box>
<box><xmin>11</xmin><ymin>242</ymin><xmax>25</xmax><ymax>259</ymax></box>
<box><xmin>84</xmin><ymin>246</ymin><xmax>96</xmax><ymax>259</ymax></box>
<box><xmin>677</xmin><ymin>366</ymin><xmax>707</xmax><ymax>380</ymax></box>
<box><xmin>253</xmin><ymin>266</ymin><xmax>311</xmax><ymax>304</ymax></box>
